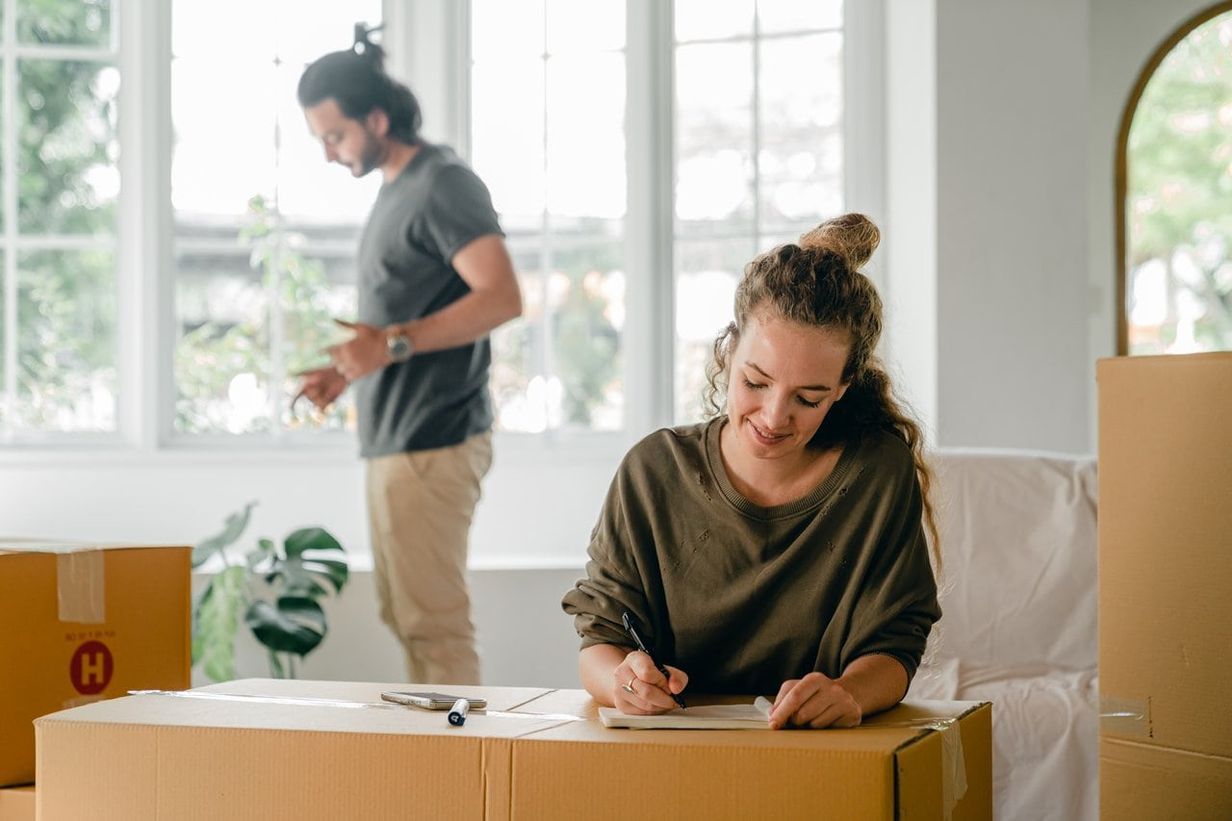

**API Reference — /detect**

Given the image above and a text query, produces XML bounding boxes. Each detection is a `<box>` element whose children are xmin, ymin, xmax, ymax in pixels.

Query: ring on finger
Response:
<box><xmin>621</xmin><ymin>678</ymin><xmax>636</xmax><ymax>695</ymax></box>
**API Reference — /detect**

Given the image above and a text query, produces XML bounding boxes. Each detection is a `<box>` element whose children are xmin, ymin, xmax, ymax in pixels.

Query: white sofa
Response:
<box><xmin>908</xmin><ymin>449</ymin><xmax>1099</xmax><ymax>821</ymax></box>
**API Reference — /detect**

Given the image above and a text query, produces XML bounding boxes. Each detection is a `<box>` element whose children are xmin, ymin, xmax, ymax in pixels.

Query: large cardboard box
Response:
<box><xmin>35</xmin><ymin>678</ymin><xmax>991</xmax><ymax>820</ymax></box>
<box><xmin>1097</xmin><ymin>353</ymin><xmax>1232</xmax><ymax>819</ymax></box>
<box><xmin>0</xmin><ymin>541</ymin><xmax>191</xmax><ymax>787</ymax></box>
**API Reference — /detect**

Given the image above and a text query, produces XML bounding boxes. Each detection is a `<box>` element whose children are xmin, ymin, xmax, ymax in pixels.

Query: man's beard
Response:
<box><xmin>354</xmin><ymin>129</ymin><xmax>384</xmax><ymax>176</ymax></box>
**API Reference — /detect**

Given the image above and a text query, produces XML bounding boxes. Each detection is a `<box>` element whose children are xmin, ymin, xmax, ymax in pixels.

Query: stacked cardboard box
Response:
<box><xmin>0</xmin><ymin>786</ymin><xmax>35</xmax><ymax>821</ymax></box>
<box><xmin>35</xmin><ymin>678</ymin><xmax>991</xmax><ymax>820</ymax></box>
<box><xmin>0</xmin><ymin>542</ymin><xmax>191</xmax><ymax>788</ymax></box>
<box><xmin>1098</xmin><ymin>353</ymin><xmax>1232</xmax><ymax>820</ymax></box>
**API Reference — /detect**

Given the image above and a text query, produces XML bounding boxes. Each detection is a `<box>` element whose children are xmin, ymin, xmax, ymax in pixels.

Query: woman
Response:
<box><xmin>561</xmin><ymin>213</ymin><xmax>941</xmax><ymax>729</ymax></box>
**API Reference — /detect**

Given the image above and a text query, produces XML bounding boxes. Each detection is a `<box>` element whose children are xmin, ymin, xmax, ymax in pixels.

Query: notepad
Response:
<box><xmin>599</xmin><ymin>696</ymin><xmax>774</xmax><ymax>729</ymax></box>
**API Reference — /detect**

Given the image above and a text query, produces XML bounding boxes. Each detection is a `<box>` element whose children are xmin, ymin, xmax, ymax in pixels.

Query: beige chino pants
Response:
<box><xmin>365</xmin><ymin>432</ymin><xmax>492</xmax><ymax>685</ymax></box>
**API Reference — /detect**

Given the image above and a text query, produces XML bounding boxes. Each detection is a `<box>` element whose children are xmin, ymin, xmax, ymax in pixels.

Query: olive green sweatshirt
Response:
<box><xmin>561</xmin><ymin>417</ymin><xmax>940</xmax><ymax>696</ymax></box>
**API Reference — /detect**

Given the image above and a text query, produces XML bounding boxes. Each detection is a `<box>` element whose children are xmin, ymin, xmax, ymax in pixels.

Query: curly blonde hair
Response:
<box><xmin>702</xmin><ymin>213</ymin><xmax>940</xmax><ymax>560</ymax></box>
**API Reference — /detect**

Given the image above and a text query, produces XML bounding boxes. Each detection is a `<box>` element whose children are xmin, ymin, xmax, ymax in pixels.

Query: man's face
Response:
<box><xmin>303</xmin><ymin>98</ymin><xmax>384</xmax><ymax>177</ymax></box>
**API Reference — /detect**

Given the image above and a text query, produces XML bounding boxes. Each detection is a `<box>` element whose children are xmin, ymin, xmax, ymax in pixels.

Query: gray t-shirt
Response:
<box><xmin>354</xmin><ymin>143</ymin><xmax>503</xmax><ymax>458</ymax></box>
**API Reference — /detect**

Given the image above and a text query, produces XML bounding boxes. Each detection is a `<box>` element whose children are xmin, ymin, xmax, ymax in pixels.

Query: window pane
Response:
<box><xmin>675</xmin><ymin>0</ymin><xmax>753</xmax><ymax>42</ymax></box>
<box><xmin>759</xmin><ymin>33</ymin><xmax>843</xmax><ymax>233</ymax></box>
<box><xmin>546</xmin><ymin>53</ymin><xmax>625</xmax><ymax>219</ymax></box>
<box><xmin>550</xmin><ymin>242</ymin><xmax>623</xmax><ymax>431</ymax></box>
<box><xmin>473</xmin><ymin>0</ymin><xmax>545</xmax><ymax>62</ymax></box>
<box><xmin>17</xmin><ymin>60</ymin><xmax>119</xmax><ymax>234</ymax></box>
<box><xmin>171</xmin><ymin>56</ymin><xmax>277</xmax><ymax>216</ymax></box>
<box><xmin>173</xmin><ymin>247</ymin><xmax>271</xmax><ymax>435</ymax></box>
<box><xmin>675</xmin><ymin>42</ymin><xmax>754</xmax><ymax>234</ymax></box>
<box><xmin>472</xmin><ymin>59</ymin><xmax>546</xmax><ymax>224</ymax></box>
<box><xmin>1126</xmin><ymin>12</ymin><xmax>1232</xmax><ymax>354</ymax></box>
<box><xmin>0</xmin><ymin>250</ymin><xmax>6</xmax><ymax>430</ymax></box>
<box><xmin>756</xmin><ymin>0</ymin><xmax>842</xmax><ymax>34</ymax></box>
<box><xmin>277</xmin><ymin>243</ymin><xmax>358</xmax><ymax>434</ymax></box>
<box><xmin>546</xmin><ymin>0</ymin><xmax>624</xmax><ymax>54</ymax></box>
<box><xmin>490</xmin><ymin>238</ymin><xmax>623</xmax><ymax>433</ymax></box>
<box><xmin>490</xmin><ymin>242</ymin><xmax>545</xmax><ymax>432</ymax></box>
<box><xmin>0</xmin><ymin>62</ymin><xmax>5</xmax><ymax>230</ymax></box>
<box><xmin>15</xmin><ymin>249</ymin><xmax>116</xmax><ymax>432</ymax></box>
<box><xmin>17</xmin><ymin>0</ymin><xmax>112</xmax><ymax>47</ymax></box>
<box><xmin>674</xmin><ymin>238</ymin><xmax>751</xmax><ymax>423</ymax></box>
<box><xmin>172</xmin><ymin>0</ymin><xmax>380</xmax><ymax>436</ymax></box>
<box><xmin>172</xmin><ymin>0</ymin><xmax>275</xmax><ymax>60</ymax></box>
<box><xmin>473</xmin><ymin>4</ymin><xmax>626</xmax><ymax>433</ymax></box>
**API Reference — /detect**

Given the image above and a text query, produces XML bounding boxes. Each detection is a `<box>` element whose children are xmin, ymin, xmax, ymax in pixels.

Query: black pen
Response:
<box><xmin>621</xmin><ymin>610</ymin><xmax>686</xmax><ymax>709</ymax></box>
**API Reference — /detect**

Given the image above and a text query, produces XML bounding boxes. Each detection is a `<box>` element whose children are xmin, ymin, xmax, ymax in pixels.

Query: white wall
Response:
<box><xmin>200</xmin><ymin>567</ymin><xmax>585</xmax><ymax>689</ymax></box>
<box><xmin>933</xmin><ymin>0</ymin><xmax>1092</xmax><ymax>454</ymax></box>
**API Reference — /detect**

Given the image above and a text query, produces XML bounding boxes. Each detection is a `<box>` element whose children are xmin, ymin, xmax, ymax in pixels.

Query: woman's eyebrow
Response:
<box><xmin>746</xmin><ymin>361</ymin><xmax>832</xmax><ymax>392</ymax></box>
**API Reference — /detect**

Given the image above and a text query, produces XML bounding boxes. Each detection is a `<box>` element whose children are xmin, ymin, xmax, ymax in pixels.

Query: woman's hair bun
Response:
<box><xmin>798</xmin><ymin>213</ymin><xmax>880</xmax><ymax>271</ymax></box>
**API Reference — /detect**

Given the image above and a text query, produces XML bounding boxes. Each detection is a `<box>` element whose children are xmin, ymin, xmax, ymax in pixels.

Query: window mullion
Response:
<box><xmin>625</xmin><ymin>0</ymin><xmax>675</xmax><ymax>436</ymax></box>
<box><xmin>843</xmin><ymin>0</ymin><xmax>887</xmax><ymax>263</ymax></box>
<box><xmin>752</xmin><ymin>5</ymin><xmax>762</xmax><ymax>240</ymax></box>
<box><xmin>2</xmin><ymin>0</ymin><xmax>17</xmax><ymax>440</ymax></box>
<box><xmin>118</xmin><ymin>0</ymin><xmax>172</xmax><ymax>450</ymax></box>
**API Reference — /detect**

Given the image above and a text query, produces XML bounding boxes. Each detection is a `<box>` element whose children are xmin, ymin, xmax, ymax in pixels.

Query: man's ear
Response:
<box><xmin>366</xmin><ymin>108</ymin><xmax>390</xmax><ymax>137</ymax></box>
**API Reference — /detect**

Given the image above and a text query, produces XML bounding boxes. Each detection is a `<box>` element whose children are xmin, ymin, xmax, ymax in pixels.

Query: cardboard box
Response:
<box><xmin>0</xmin><ymin>786</ymin><xmax>35</xmax><ymax>821</ymax></box>
<box><xmin>35</xmin><ymin>678</ymin><xmax>991</xmax><ymax>820</ymax></box>
<box><xmin>0</xmin><ymin>541</ymin><xmax>191</xmax><ymax>787</ymax></box>
<box><xmin>1097</xmin><ymin>353</ymin><xmax>1232</xmax><ymax>815</ymax></box>
<box><xmin>1100</xmin><ymin>738</ymin><xmax>1232</xmax><ymax>821</ymax></box>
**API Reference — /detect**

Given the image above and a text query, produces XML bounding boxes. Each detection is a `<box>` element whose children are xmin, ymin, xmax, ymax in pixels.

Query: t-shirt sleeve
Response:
<box><xmin>416</xmin><ymin>163</ymin><xmax>504</xmax><ymax>264</ymax></box>
<box><xmin>840</xmin><ymin>452</ymin><xmax>942</xmax><ymax>685</ymax></box>
<box><xmin>561</xmin><ymin>466</ymin><xmax>652</xmax><ymax>652</ymax></box>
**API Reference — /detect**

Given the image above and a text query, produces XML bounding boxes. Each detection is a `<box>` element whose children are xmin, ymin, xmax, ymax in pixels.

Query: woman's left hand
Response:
<box><xmin>768</xmin><ymin>671</ymin><xmax>862</xmax><ymax>730</ymax></box>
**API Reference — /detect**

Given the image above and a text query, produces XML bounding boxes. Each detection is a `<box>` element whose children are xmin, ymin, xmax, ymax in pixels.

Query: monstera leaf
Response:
<box><xmin>245</xmin><ymin>596</ymin><xmax>328</xmax><ymax>657</ymax></box>
<box><xmin>266</xmin><ymin>528</ymin><xmax>349</xmax><ymax>597</ymax></box>
<box><xmin>192</xmin><ymin>565</ymin><xmax>248</xmax><ymax>683</ymax></box>
<box><xmin>192</xmin><ymin>502</ymin><xmax>256</xmax><ymax>568</ymax></box>
<box><xmin>192</xmin><ymin>506</ymin><xmax>349</xmax><ymax>682</ymax></box>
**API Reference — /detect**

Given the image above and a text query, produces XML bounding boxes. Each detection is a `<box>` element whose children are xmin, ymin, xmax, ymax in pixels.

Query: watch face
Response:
<box><xmin>387</xmin><ymin>334</ymin><xmax>413</xmax><ymax>362</ymax></box>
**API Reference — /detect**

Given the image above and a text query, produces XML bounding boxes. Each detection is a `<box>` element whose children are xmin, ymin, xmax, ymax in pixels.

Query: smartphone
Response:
<box><xmin>381</xmin><ymin>690</ymin><xmax>487</xmax><ymax>710</ymax></box>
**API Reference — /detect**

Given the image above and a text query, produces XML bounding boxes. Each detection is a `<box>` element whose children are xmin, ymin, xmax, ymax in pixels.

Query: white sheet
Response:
<box><xmin>909</xmin><ymin>449</ymin><xmax>1099</xmax><ymax>821</ymax></box>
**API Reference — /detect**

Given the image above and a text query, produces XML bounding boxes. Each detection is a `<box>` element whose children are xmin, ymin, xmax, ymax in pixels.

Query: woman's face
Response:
<box><xmin>725</xmin><ymin>311</ymin><xmax>850</xmax><ymax>462</ymax></box>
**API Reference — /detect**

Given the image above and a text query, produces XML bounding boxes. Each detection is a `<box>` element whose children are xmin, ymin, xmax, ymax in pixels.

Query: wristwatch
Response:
<box><xmin>386</xmin><ymin>328</ymin><xmax>415</xmax><ymax>363</ymax></box>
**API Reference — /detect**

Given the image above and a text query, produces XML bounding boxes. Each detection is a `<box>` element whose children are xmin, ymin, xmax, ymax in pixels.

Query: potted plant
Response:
<box><xmin>192</xmin><ymin>502</ymin><xmax>349</xmax><ymax>681</ymax></box>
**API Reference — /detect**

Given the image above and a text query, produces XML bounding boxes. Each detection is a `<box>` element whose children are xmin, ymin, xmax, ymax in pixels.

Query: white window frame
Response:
<box><xmin>0</xmin><ymin>0</ymin><xmax>127</xmax><ymax>448</ymax></box>
<box><xmin>0</xmin><ymin>0</ymin><xmax>884</xmax><ymax>468</ymax></box>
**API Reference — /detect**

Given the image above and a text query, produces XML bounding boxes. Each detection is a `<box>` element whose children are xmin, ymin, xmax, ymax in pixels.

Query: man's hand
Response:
<box><xmin>768</xmin><ymin>671</ymin><xmax>862</xmax><ymax>730</ymax></box>
<box><xmin>328</xmin><ymin>319</ymin><xmax>390</xmax><ymax>382</ymax></box>
<box><xmin>292</xmin><ymin>366</ymin><xmax>349</xmax><ymax>412</ymax></box>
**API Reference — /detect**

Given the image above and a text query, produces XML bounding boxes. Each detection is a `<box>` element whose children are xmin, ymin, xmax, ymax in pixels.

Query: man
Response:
<box><xmin>295</xmin><ymin>41</ymin><xmax>522</xmax><ymax>685</ymax></box>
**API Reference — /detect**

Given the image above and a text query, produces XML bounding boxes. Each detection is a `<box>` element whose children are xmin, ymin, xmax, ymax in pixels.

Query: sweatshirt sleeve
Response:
<box><xmin>839</xmin><ymin>447</ymin><xmax>942</xmax><ymax>685</ymax></box>
<box><xmin>560</xmin><ymin>460</ymin><xmax>655</xmax><ymax>651</ymax></box>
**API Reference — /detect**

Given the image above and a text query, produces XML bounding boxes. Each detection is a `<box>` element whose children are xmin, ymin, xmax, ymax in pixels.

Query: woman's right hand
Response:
<box><xmin>612</xmin><ymin>650</ymin><xmax>688</xmax><ymax>714</ymax></box>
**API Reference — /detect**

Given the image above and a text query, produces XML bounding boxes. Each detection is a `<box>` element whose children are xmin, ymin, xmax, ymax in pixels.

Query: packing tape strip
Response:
<box><xmin>929</xmin><ymin>718</ymin><xmax>968</xmax><ymax>821</ymax></box>
<box><xmin>1099</xmin><ymin>695</ymin><xmax>1150</xmax><ymax>737</ymax></box>
<box><xmin>57</xmin><ymin>548</ymin><xmax>106</xmax><ymax>624</ymax></box>
<box><xmin>129</xmin><ymin>689</ymin><xmax>587</xmax><ymax>722</ymax></box>
<box><xmin>870</xmin><ymin>716</ymin><xmax>968</xmax><ymax>819</ymax></box>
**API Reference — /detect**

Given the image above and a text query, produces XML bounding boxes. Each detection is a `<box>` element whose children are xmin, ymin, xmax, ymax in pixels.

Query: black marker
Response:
<box><xmin>621</xmin><ymin>610</ymin><xmax>686</xmax><ymax>709</ymax></box>
<box><xmin>447</xmin><ymin>698</ymin><xmax>469</xmax><ymax>726</ymax></box>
